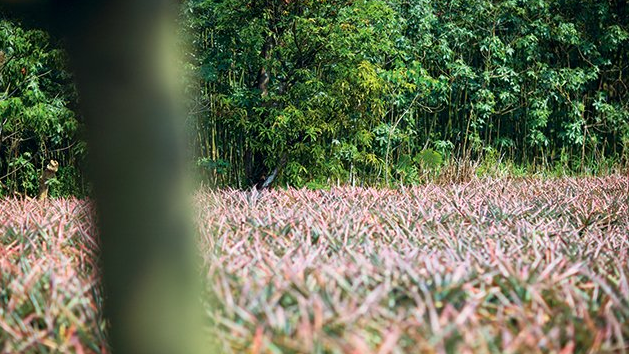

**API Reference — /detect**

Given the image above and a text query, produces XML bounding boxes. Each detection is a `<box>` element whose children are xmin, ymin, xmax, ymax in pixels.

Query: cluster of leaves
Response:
<box><xmin>0</xmin><ymin>20</ymin><xmax>87</xmax><ymax>197</ymax></box>
<box><xmin>1</xmin><ymin>176</ymin><xmax>628</xmax><ymax>352</ymax></box>
<box><xmin>198</xmin><ymin>176</ymin><xmax>629</xmax><ymax>353</ymax></box>
<box><xmin>183</xmin><ymin>0</ymin><xmax>629</xmax><ymax>188</ymax></box>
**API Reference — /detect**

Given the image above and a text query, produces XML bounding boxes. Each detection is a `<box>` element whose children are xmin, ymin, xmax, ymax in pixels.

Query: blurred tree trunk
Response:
<box><xmin>0</xmin><ymin>1</ymin><xmax>204</xmax><ymax>353</ymax></box>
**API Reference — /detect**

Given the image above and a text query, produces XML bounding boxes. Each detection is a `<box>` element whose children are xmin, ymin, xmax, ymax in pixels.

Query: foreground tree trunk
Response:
<box><xmin>0</xmin><ymin>1</ymin><xmax>204</xmax><ymax>353</ymax></box>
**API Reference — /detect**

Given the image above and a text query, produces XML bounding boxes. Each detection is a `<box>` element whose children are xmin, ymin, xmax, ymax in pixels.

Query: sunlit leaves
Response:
<box><xmin>184</xmin><ymin>0</ymin><xmax>629</xmax><ymax>187</ymax></box>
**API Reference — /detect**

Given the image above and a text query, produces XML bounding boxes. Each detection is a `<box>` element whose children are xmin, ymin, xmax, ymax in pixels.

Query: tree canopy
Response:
<box><xmin>184</xmin><ymin>0</ymin><xmax>629</xmax><ymax>188</ymax></box>
<box><xmin>1</xmin><ymin>0</ymin><xmax>628</xmax><ymax>193</ymax></box>
<box><xmin>0</xmin><ymin>19</ymin><xmax>86</xmax><ymax>196</ymax></box>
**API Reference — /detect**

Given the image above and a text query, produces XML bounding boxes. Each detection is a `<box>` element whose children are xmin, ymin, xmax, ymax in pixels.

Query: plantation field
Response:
<box><xmin>1</xmin><ymin>177</ymin><xmax>629</xmax><ymax>353</ymax></box>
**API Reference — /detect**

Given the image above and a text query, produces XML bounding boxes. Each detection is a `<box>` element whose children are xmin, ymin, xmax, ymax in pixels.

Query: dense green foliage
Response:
<box><xmin>2</xmin><ymin>0</ymin><xmax>629</xmax><ymax>193</ymax></box>
<box><xmin>184</xmin><ymin>0</ymin><xmax>629</xmax><ymax>188</ymax></box>
<box><xmin>0</xmin><ymin>20</ymin><xmax>87</xmax><ymax>197</ymax></box>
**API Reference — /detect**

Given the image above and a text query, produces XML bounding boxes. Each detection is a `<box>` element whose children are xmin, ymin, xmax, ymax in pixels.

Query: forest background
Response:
<box><xmin>1</xmin><ymin>0</ymin><xmax>628</xmax><ymax>196</ymax></box>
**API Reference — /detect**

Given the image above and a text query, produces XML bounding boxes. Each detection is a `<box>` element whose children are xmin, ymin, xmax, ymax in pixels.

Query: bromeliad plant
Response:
<box><xmin>1</xmin><ymin>176</ymin><xmax>629</xmax><ymax>352</ymax></box>
<box><xmin>198</xmin><ymin>176</ymin><xmax>629</xmax><ymax>353</ymax></box>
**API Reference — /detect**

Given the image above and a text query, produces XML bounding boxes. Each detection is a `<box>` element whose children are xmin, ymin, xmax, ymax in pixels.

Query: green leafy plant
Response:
<box><xmin>183</xmin><ymin>0</ymin><xmax>629</xmax><ymax>188</ymax></box>
<box><xmin>0</xmin><ymin>20</ymin><xmax>86</xmax><ymax>197</ymax></box>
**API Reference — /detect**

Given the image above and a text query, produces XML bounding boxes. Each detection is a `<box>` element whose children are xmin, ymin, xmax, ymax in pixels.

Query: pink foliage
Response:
<box><xmin>1</xmin><ymin>176</ymin><xmax>628</xmax><ymax>353</ymax></box>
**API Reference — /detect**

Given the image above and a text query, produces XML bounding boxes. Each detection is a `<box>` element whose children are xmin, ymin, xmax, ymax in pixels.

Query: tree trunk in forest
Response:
<box><xmin>38</xmin><ymin>159</ymin><xmax>58</xmax><ymax>200</ymax></box>
<box><xmin>257</xmin><ymin>39</ymin><xmax>271</xmax><ymax>98</ymax></box>
<box><xmin>0</xmin><ymin>1</ymin><xmax>204</xmax><ymax>354</ymax></box>
<box><xmin>245</xmin><ymin>34</ymin><xmax>274</xmax><ymax>188</ymax></box>
<box><xmin>261</xmin><ymin>154</ymin><xmax>287</xmax><ymax>189</ymax></box>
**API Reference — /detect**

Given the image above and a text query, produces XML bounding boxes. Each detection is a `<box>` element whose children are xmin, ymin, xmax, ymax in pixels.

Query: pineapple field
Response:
<box><xmin>1</xmin><ymin>176</ymin><xmax>629</xmax><ymax>353</ymax></box>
